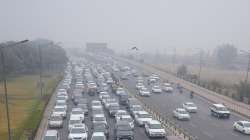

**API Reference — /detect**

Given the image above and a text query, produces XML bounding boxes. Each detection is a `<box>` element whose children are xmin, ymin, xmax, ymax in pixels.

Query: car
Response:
<box><xmin>92</xmin><ymin>122</ymin><xmax>109</xmax><ymax>137</ymax></box>
<box><xmin>43</xmin><ymin>130</ymin><xmax>59</xmax><ymax>140</ymax></box>
<box><xmin>117</xmin><ymin>115</ymin><xmax>134</xmax><ymax>129</ymax></box>
<box><xmin>93</xmin><ymin>114</ymin><xmax>107</xmax><ymax>126</ymax></box>
<box><xmin>162</xmin><ymin>83</ymin><xmax>173</xmax><ymax>92</ymax></box>
<box><xmin>109</xmin><ymin>103</ymin><xmax>120</xmax><ymax>117</ymax></box>
<box><xmin>130</xmin><ymin>105</ymin><xmax>143</xmax><ymax>116</ymax></box>
<box><xmin>210</xmin><ymin>104</ymin><xmax>230</xmax><ymax>119</ymax></box>
<box><xmin>52</xmin><ymin>106</ymin><xmax>67</xmax><ymax>118</ymax></box>
<box><xmin>173</xmin><ymin>108</ymin><xmax>190</xmax><ymax>120</ymax></box>
<box><xmin>116</xmin><ymin>87</ymin><xmax>125</xmax><ymax>96</ymax></box>
<box><xmin>71</xmin><ymin>108</ymin><xmax>85</xmax><ymax>120</ymax></box>
<box><xmin>68</xmin><ymin>115</ymin><xmax>84</xmax><ymax>130</ymax></box>
<box><xmin>91</xmin><ymin>100</ymin><xmax>102</xmax><ymax>108</ymax></box>
<box><xmin>106</xmin><ymin>77</ymin><xmax>114</xmax><ymax>84</ymax></box>
<box><xmin>139</xmin><ymin>87</ymin><xmax>151</xmax><ymax>96</ymax></box>
<box><xmin>48</xmin><ymin>114</ymin><xmax>63</xmax><ymax>128</ymax></box>
<box><xmin>145</xmin><ymin>120</ymin><xmax>166</xmax><ymax>138</ymax></box>
<box><xmin>233</xmin><ymin>121</ymin><xmax>250</xmax><ymax>134</ymax></box>
<box><xmin>119</xmin><ymin>93</ymin><xmax>128</xmax><ymax>105</ymax></box>
<box><xmin>78</xmin><ymin>104</ymin><xmax>88</xmax><ymax>115</ymax></box>
<box><xmin>136</xmin><ymin>83</ymin><xmax>144</xmax><ymax>90</ymax></box>
<box><xmin>115</xmin><ymin>110</ymin><xmax>128</xmax><ymax>120</ymax></box>
<box><xmin>182</xmin><ymin>102</ymin><xmax>198</xmax><ymax>113</ymax></box>
<box><xmin>55</xmin><ymin>101</ymin><xmax>67</xmax><ymax>110</ymax></box>
<box><xmin>134</xmin><ymin>111</ymin><xmax>152</xmax><ymax>126</ymax></box>
<box><xmin>115</xmin><ymin>121</ymin><xmax>134</xmax><ymax>140</ymax></box>
<box><xmin>68</xmin><ymin>124</ymin><xmax>88</xmax><ymax>140</ymax></box>
<box><xmin>151</xmin><ymin>85</ymin><xmax>162</xmax><ymax>93</ymax></box>
<box><xmin>91</xmin><ymin>132</ymin><xmax>106</xmax><ymax>140</ymax></box>
<box><xmin>104</xmin><ymin>98</ymin><xmax>117</xmax><ymax>109</ymax></box>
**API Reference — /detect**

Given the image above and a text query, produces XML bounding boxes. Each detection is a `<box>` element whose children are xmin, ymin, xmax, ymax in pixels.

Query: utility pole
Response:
<box><xmin>172</xmin><ymin>48</ymin><xmax>176</xmax><ymax>74</ymax></box>
<box><xmin>39</xmin><ymin>46</ymin><xmax>43</xmax><ymax>97</ymax></box>
<box><xmin>245</xmin><ymin>54</ymin><xmax>250</xmax><ymax>83</ymax></box>
<box><xmin>0</xmin><ymin>40</ymin><xmax>29</xmax><ymax>140</ymax></box>
<box><xmin>198</xmin><ymin>50</ymin><xmax>202</xmax><ymax>80</ymax></box>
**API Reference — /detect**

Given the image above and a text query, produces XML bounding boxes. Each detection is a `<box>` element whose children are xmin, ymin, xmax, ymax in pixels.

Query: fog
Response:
<box><xmin>1</xmin><ymin>0</ymin><xmax>250</xmax><ymax>53</ymax></box>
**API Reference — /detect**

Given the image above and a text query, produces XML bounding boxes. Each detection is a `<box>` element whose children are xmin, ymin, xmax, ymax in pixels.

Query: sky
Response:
<box><xmin>0</xmin><ymin>0</ymin><xmax>250</xmax><ymax>53</ymax></box>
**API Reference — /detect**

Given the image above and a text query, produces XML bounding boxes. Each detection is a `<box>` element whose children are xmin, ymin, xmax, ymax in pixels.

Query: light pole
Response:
<box><xmin>172</xmin><ymin>48</ymin><xmax>176</xmax><ymax>74</ymax></box>
<box><xmin>0</xmin><ymin>40</ymin><xmax>29</xmax><ymax>140</ymax></box>
<box><xmin>240</xmin><ymin>50</ymin><xmax>250</xmax><ymax>83</ymax></box>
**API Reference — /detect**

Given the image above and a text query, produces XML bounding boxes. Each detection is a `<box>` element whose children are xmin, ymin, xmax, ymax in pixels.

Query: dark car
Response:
<box><xmin>92</xmin><ymin>122</ymin><xmax>109</xmax><ymax>137</ymax></box>
<box><xmin>115</xmin><ymin>121</ymin><xmax>134</xmax><ymax>140</ymax></box>
<box><xmin>119</xmin><ymin>93</ymin><xmax>128</xmax><ymax>105</ymax></box>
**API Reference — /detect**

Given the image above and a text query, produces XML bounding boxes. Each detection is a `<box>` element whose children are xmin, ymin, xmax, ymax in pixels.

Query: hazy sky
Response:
<box><xmin>0</xmin><ymin>0</ymin><xmax>250</xmax><ymax>53</ymax></box>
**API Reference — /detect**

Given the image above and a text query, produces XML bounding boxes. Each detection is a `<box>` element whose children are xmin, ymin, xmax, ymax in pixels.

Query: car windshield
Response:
<box><xmin>132</xmin><ymin>107</ymin><xmax>142</xmax><ymax>111</ymax></box>
<box><xmin>217</xmin><ymin>106</ymin><xmax>228</xmax><ymax>111</ymax></box>
<box><xmin>244</xmin><ymin>122</ymin><xmax>250</xmax><ymax>127</ymax></box>
<box><xmin>44</xmin><ymin>136</ymin><xmax>57</xmax><ymax>140</ymax></box>
<box><xmin>94</xmin><ymin>124</ymin><xmax>106</xmax><ymax>131</ymax></box>
<box><xmin>56</xmin><ymin>102</ymin><xmax>66</xmax><ymax>106</ymax></box>
<box><xmin>71</xmin><ymin>128</ymin><xmax>86</xmax><ymax>133</ymax></box>
<box><xmin>69</xmin><ymin>120</ymin><xmax>81</xmax><ymax>124</ymax></box>
<box><xmin>186</xmin><ymin>103</ymin><xmax>196</xmax><ymax>107</ymax></box>
<box><xmin>92</xmin><ymin>136</ymin><xmax>105</xmax><ymax>140</ymax></box>
<box><xmin>110</xmin><ymin>105</ymin><xmax>119</xmax><ymax>110</ymax></box>
<box><xmin>54</xmin><ymin>108</ymin><xmax>65</xmax><ymax>112</ymax></box>
<box><xmin>150</xmin><ymin>124</ymin><xmax>162</xmax><ymax>129</ymax></box>
<box><xmin>179</xmin><ymin>110</ymin><xmax>188</xmax><ymax>114</ymax></box>
<box><xmin>50</xmin><ymin>116</ymin><xmax>61</xmax><ymax>121</ymax></box>
<box><xmin>94</xmin><ymin>117</ymin><xmax>105</xmax><ymax>121</ymax></box>
<box><xmin>72</xmin><ymin>111</ymin><xmax>82</xmax><ymax>114</ymax></box>
<box><xmin>139</xmin><ymin>114</ymin><xmax>151</xmax><ymax>118</ymax></box>
<box><xmin>121</xmin><ymin>117</ymin><xmax>133</xmax><ymax>122</ymax></box>
<box><xmin>117</xmin><ymin>124</ymin><xmax>131</xmax><ymax>131</ymax></box>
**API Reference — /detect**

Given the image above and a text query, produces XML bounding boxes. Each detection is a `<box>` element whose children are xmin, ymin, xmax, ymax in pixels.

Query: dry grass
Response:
<box><xmin>0</xmin><ymin>74</ymin><xmax>60</xmax><ymax>140</ymax></box>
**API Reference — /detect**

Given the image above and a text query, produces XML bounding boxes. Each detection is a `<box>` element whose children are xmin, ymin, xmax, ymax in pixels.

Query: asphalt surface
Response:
<box><xmin>112</xmin><ymin>65</ymin><xmax>250</xmax><ymax>140</ymax></box>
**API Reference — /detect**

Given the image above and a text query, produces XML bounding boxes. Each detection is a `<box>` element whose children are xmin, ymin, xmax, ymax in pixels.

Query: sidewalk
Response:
<box><xmin>120</xmin><ymin>58</ymin><xmax>250</xmax><ymax>119</ymax></box>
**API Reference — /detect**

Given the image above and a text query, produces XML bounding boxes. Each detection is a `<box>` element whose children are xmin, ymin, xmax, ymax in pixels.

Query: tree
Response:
<box><xmin>215</xmin><ymin>44</ymin><xmax>237</xmax><ymax>68</ymax></box>
<box><xmin>236</xmin><ymin>81</ymin><xmax>250</xmax><ymax>102</ymax></box>
<box><xmin>177</xmin><ymin>65</ymin><xmax>188</xmax><ymax>77</ymax></box>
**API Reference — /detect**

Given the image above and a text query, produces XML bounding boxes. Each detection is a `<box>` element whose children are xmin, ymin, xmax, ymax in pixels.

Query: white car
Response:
<box><xmin>55</xmin><ymin>101</ymin><xmax>67</xmax><ymax>111</ymax></box>
<box><xmin>151</xmin><ymin>85</ymin><xmax>162</xmax><ymax>93</ymax></box>
<box><xmin>145</xmin><ymin>120</ymin><xmax>166</xmax><ymax>138</ymax></box>
<box><xmin>162</xmin><ymin>83</ymin><xmax>173</xmax><ymax>92</ymax></box>
<box><xmin>182</xmin><ymin>102</ymin><xmax>198</xmax><ymax>113</ymax></box>
<box><xmin>136</xmin><ymin>83</ymin><xmax>144</xmax><ymax>90</ymax></box>
<box><xmin>68</xmin><ymin>115</ymin><xmax>84</xmax><ymax>130</ymax></box>
<box><xmin>139</xmin><ymin>87</ymin><xmax>151</xmax><ymax>96</ymax></box>
<box><xmin>93</xmin><ymin>114</ymin><xmax>107</xmax><ymax>126</ymax></box>
<box><xmin>233</xmin><ymin>121</ymin><xmax>250</xmax><ymax>134</ymax></box>
<box><xmin>48</xmin><ymin>114</ymin><xmax>63</xmax><ymax>128</ymax></box>
<box><xmin>134</xmin><ymin>111</ymin><xmax>152</xmax><ymax>126</ymax></box>
<box><xmin>173</xmin><ymin>108</ymin><xmax>190</xmax><ymax>120</ymax></box>
<box><xmin>115</xmin><ymin>110</ymin><xmax>128</xmax><ymax>120</ymax></box>
<box><xmin>91</xmin><ymin>132</ymin><xmax>106</xmax><ymax>140</ymax></box>
<box><xmin>68</xmin><ymin>124</ymin><xmax>88</xmax><ymax>140</ymax></box>
<box><xmin>71</xmin><ymin>108</ymin><xmax>84</xmax><ymax>120</ymax></box>
<box><xmin>43</xmin><ymin>130</ymin><xmax>59</xmax><ymax>140</ymax></box>
<box><xmin>117</xmin><ymin>115</ymin><xmax>134</xmax><ymax>129</ymax></box>
<box><xmin>52</xmin><ymin>106</ymin><xmax>67</xmax><ymax>118</ymax></box>
<box><xmin>116</xmin><ymin>87</ymin><xmax>125</xmax><ymax>95</ymax></box>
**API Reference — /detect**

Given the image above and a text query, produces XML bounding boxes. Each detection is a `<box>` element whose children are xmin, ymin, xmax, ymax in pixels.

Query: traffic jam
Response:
<box><xmin>42</xmin><ymin>57</ymin><xmax>250</xmax><ymax>140</ymax></box>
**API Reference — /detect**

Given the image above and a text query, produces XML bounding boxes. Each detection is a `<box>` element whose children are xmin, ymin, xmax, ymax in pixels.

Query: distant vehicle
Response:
<box><xmin>92</xmin><ymin>122</ymin><xmax>109</xmax><ymax>138</ymax></box>
<box><xmin>115</xmin><ymin>121</ymin><xmax>134</xmax><ymax>140</ymax></box>
<box><xmin>68</xmin><ymin>115</ymin><xmax>84</xmax><ymax>130</ymax></box>
<box><xmin>77</xmin><ymin>104</ymin><xmax>88</xmax><ymax>115</ymax></box>
<box><xmin>136</xmin><ymin>83</ymin><xmax>144</xmax><ymax>90</ymax></box>
<box><xmin>121</xmin><ymin>73</ymin><xmax>128</xmax><ymax>80</ymax></box>
<box><xmin>115</xmin><ymin>110</ymin><xmax>128</xmax><ymax>120</ymax></box>
<box><xmin>119</xmin><ymin>93</ymin><xmax>128</xmax><ymax>105</ymax></box>
<box><xmin>182</xmin><ymin>102</ymin><xmax>198</xmax><ymax>113</ymax></box>
<box><xmin>52</xmin><ymin>106</ymin><xmax>67</xmax><ymax>118</ymax></box>
<box><xmin>68</xmin><ymin>124</ymin><xmax>88</xmax><ymax>140</ymax></box>
<box><xmin>48</xmin><ymin>114</ymin><xmax>63</xmax><ymax>128</ymax></box>
<box><xmin>162</xmin><ymin>83</ymin><xmax>173</xmax><ymax>92</ymax></box>
<box><xmin>139</xmin><ymin>87</ymin><xmax>151</xmax><ymax>96</ymax></box>
<box><xmin>134</xmin><ymin>111</ymin><xmax>152</xmax><ymax>126</ymax></box>
<box><xmin>71</xmin><ymin>108</ymin><xmax>84</xmax><ymax>120</ymax></box>
<box><xmin>43</xmin><ymin>130</ymin><xmax>59</xmax><ymax>140</ymax></box>
<box><xmin>151</xmin><ymin>85</ymin><xmax>162</xmax><ymax>93</ymax></box>
<box><xmin>93</xmin><ymin>114</ymin><xmax>107</xmax><ymax>126</ymax></box>
<box><xmin>210</xmin><ymin>104</ymin><xmax>230</xmax><ymax>119</ymax></box>
<box><xmin>109</xmin><ymin>103</ymin><xmax>120</xmax><ymax>117</ymax></box>
<box><xmin>145</xmin><ymin>120</ymin><xmax>166</xmax><ymax>138</ymax></box>
<box><xmin>173</xmin><ymin>108</ymin><xmax>190</xmax><ymax>120</ymax></box>
<box><xmin>91</xmin><ymin>132</ymin><xmax>106</xmax><ymax>140</ymax></box>
<box><xmin>116</xmin><ymin>87</ymin><xmax>125</xmax><ymax>96</ymax></box>
<box><xmin>130</xmin><ymin>105</ymin><xmax>143</xmax><ymax>117</ymax></box>
<box><xmin>87</xmin><ymin>82</ymin><xmax>97</xmax><ymax>96</ymax></box>
<box><xmin>233</xmin><ymin>121</ymin><xmax>250</xmax><ymax>135</ymax></box>
<box><xmin>117</xmin><ymin>115</ymin><xmax>134</xmax><ymax>129</ymax></box>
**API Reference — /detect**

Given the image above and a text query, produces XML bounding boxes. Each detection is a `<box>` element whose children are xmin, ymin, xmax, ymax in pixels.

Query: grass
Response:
<box><xmin>0</xmin><ymin>74</ymin><xmax>62</xmax><ymax>140</ymax></box>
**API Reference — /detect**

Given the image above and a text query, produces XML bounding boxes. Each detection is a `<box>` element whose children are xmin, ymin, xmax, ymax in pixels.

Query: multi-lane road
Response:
<box><xmin>113</xmin><ymin>61</ymin><xmax>250</xmax><ymax>140</ymax></box>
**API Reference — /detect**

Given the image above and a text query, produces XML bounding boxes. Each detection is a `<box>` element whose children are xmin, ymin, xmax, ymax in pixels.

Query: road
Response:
<box><xmin>112</xmin><ymin>63</ymin><xmax>250</xmax><ymax>140</ymax></box>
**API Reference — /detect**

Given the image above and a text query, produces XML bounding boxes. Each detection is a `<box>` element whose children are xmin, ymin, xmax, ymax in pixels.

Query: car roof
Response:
<box><xmin>149</xmin><ymin>120</ymin><xmax>160</xmax><ymax>124</ymax></box>
<box><xmin>176</xmin><ymin>108</ymin><xmax>186</xmax><ymax>111</ymax></box>
<box><xmin>185</xmin><ymin>102</ymin><xmax>194</xmax><ymax>105</ymax></box>
<box><xmin>92</xmin><ymin>132</ymin><xmax>105</xmax><ymax>136</ymax></box>
<box><xmin>45</xmin><ymin>130</ymin><xmax>58</xmax><ymax>136</ymax></box>
<box><xmin>70</xmin><ymin>115</ymin><xmax>82</xmax><ymax>120</ymax></box>
<box><xmin>94</xmin><ymin>114</ymin><xmax>105</xmax><ymax>117</ymax></box>
<box><xmin>213</xmin><ymin>104</ymin><xmax>225</xmax><ymax>107</ymax></box>
<box><xmin>238</xmin><ymin>120</ymin><xmax>250</xmax><ymax>124</ymax></box>
<box><xmin>137</xmin><ymin>111</ymin><xmax>148</xmax><ymax>114</ymax></box>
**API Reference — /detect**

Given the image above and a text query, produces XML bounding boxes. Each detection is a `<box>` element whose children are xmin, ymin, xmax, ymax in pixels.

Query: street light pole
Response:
<box><xmin>38</xmin><ymin>45</ymin><xmax>43</xmax><ymax>97</ymax></box>
<box><xmin>0</xmin><ymin>40</ymin><xmax>29</xmax><ymax>140</ymax></box>
<box><xmin>198</xmin><ymin>51</ymin><xmax>202</xmax><ymax>80</ymax></box>
<box><xmin>0</xmin><ymin>48</ymin><xmax>11</xmax><ymax>140</ymax></box>
<box><xmin>245</xmin><ymin>54</ymin><xmax>250</xmax><ymax>83</ymax></box>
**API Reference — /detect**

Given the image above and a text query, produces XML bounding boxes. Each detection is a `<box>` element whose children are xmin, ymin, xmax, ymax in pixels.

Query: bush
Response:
<box><xmin>236</xmin><ymin>81</ymin><xmax>250</xmax><ymax>101</ymax></box>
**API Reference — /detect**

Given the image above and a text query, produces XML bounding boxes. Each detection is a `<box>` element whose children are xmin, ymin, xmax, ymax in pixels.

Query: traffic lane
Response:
<box><xmin>122</xmin><ymin>75</ymin><xmax>250</xmax><ymax>140</ymax></box>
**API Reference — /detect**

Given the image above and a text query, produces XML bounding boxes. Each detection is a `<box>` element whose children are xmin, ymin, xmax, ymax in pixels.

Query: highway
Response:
<box><xmin>112</xmin><ymin>62</ymin><xmax>250</xmax><ymax>140</ymax></box>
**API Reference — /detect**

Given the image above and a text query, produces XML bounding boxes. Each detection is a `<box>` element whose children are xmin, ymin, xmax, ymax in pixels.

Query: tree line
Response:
<box><xmin>0</xmin><ymin>39</ymin><xmax>68</xmax><ymax>77</ymax></box>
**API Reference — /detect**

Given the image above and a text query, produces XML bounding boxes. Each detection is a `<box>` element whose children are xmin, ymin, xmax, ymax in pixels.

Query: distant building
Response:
<box><xmin>86</xmin><ymin>42</ymin><xmax>114</xmax><ymax>54</ymax></box>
